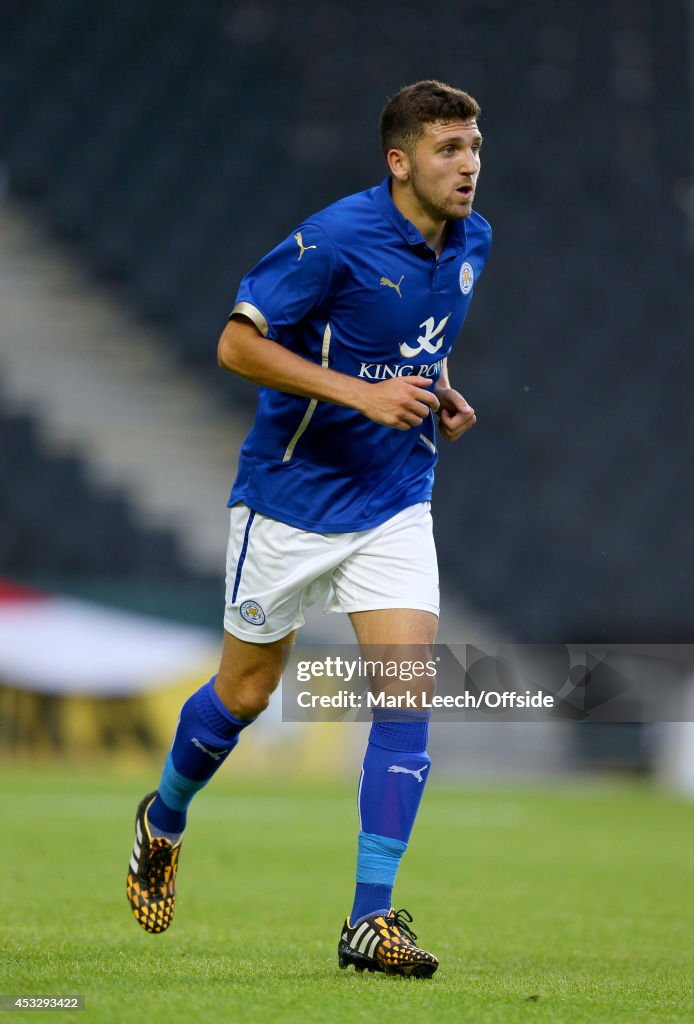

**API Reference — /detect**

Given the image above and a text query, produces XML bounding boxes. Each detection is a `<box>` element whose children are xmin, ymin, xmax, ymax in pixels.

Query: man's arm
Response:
<box><xmin>434</xmin><ymin>357</ymin><xmax>477</xmax><ymax>441</ymax></box>
<box><xmin>218</xmin><ymin>316</ymin><xmax>440</xmax><ymax>432</ymax></box>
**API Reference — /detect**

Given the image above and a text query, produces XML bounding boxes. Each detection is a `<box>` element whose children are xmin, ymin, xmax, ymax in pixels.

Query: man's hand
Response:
<box><xmin>357</xmin><ymin>376</ymin><xmax>440</xmax><ymax>430</ymax></box>
<box><xmin>435</xmin><ymin>386</ymin><xmax>476</xmax><ymax>441</ymax></box>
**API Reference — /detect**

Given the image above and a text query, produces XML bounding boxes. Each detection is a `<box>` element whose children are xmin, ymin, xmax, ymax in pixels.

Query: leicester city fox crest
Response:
<box><xmin>459</xmin><ymin>261</ymin><xmax>474</xmax><ymax>295</ymax></box>
<box><xmin>240</xmin><ymin>600</ymin><xmax>266</xmax><ymax>625</ymax></box>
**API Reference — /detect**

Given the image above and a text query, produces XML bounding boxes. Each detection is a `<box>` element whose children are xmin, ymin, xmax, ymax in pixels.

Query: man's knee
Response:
<box><xmin>214</xmin><ymin>666</ymin><xmax>279</xmax><ymax>720</ymax></box>
<box><xmin>214</xmin><ymin>629</ymin><xmax>295</xmax><ymax>720</ymax></box>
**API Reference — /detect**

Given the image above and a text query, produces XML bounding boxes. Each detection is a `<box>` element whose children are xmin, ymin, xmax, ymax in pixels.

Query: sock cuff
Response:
<box><xmin>196</xmin><ymin>677</ymin><xmax>254</xmax><ymax>735</ymax></box>
<box><xmin>372</xmin><ymin>708</ymin><xmax>431</xmax><ymax>722</ymax></box>
<box><xmin>368</xmin><ymin>717</ymin><xmax>429</xmax><ymax>753</ymax></box>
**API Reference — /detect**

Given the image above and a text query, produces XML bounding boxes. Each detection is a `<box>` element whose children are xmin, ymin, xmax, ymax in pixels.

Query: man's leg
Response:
<box><xmin>126</xmin><ymin>628</ymin><xmax>295</xmax><ymax>933</ymax></box>
<box><xmin>338</xmin><ymin>608</ymin><xmax>439</xmax><ymax>977</ymax></box>
<box><xmin>148</xmin><ymin>629</ymin><xmax>296</xmax><ymax>836</ymax></box>
<box><xmin>349</xmin><ymin>608</ymin><xmax>436</xmax><ymax>920</ymax></box>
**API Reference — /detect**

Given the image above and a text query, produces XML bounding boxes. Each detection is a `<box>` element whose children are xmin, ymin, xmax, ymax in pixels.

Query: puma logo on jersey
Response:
<box><xmin>388</xmin><ymin>764</ymin><xmax>429</xmax><ymax>783</ymax></box>
<box><xmin>380</xmin><ymin>274</ymin><xmax>404</xmax><ymax>298</ymax></box>
<box><xmin>294</xmin><ymin>232</ymin><xmax>317</xmax><ymax>260</ymax></box>
<box><xmin>191</xmin><ymin>737</ymin><xmax>225</xmax><ymax>761</ymax></box>
<box><xmin>399</xmin><ymin>313</ymin><xmax>451</xmax><ymax>358</ymax></box>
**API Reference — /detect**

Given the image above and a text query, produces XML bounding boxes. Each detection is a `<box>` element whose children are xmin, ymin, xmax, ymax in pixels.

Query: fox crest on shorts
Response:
<box><xmin>240</xmin><ymin>600</ymin><xmax>265</xmax><ymax>625</ymax></box>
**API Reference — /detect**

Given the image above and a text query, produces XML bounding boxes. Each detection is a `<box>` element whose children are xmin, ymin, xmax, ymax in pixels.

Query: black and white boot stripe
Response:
<box><xmin>349</xmin><ymin>919</ymin><xmax>382</xmax><ymax>960</ymax></box>
<box><xmin>129</xmin><ymin>816</ymin><xmax>144</xmax><ymax>874</ymax></box>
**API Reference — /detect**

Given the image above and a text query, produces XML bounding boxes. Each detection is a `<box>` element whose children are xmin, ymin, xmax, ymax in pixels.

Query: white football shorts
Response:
<box><xmin>223</xmin><ymin>501</ymin><xmax>439</xmax><ymax>642</ymax></box>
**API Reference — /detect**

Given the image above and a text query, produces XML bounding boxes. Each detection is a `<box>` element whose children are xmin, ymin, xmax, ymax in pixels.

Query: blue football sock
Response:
<box><xmin>147</xmin><ymin>676</ymin><xmax>252</xmax><ymax>836</ymax></box>
<box><xmin>351</xmin><ymin>711</ymin><xmax>431</xmax><ymax>924</ymax></box>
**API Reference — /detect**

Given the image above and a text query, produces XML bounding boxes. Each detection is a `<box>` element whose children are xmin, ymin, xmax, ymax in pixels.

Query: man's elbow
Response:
<box><xmin>217</xmin><ymin>317</ymin><xmax>261</xmax><ymax>374</ymax></box>
<box><xmin>217</xmin><ymin>325</ymin><xmax>244</xmax><ymax>373</ymax></box>
<box><xmin>217</xmin><ymin>334</ymin><xmax>233</xmax><ymax>371</ymax></box>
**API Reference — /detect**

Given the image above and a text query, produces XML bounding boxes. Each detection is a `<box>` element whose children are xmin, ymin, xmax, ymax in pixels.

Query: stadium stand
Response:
<box><xmin>0</xmin><ymin>0</ymin><xmax>691</xmax><ymax>638</ymax></box>
<box><xmin>0</xmin><ymin>407</ymin><xmax>183</xmax><ymax>576</ymax></box>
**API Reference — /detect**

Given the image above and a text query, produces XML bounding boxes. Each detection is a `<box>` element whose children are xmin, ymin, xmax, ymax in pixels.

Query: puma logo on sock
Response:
<box><xmin>387</xmin><ymin>764</ymin><xmax>429</xmax><ymax>783</ymax></box>
<box><xmin>191</xmin><ymin>737</ymin><xmax>225</xmax><ymax>760</ymax></box>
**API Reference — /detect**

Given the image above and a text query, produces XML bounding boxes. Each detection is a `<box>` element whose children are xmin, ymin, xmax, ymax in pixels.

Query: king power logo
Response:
<box><xmin>358</xmin><ymin>358</ymin><xmax>444</xmax><ymax>381</ymax></box>
<box><xmin>399</xmin><ymin>313</ymin><xmax>451</xmax><ymax>358</ymax></box>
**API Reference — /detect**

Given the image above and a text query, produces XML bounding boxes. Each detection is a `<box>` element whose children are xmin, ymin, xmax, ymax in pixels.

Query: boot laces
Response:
<box><xmin>147</xmin><ymin>839</ymin><xmax>173</xmax><ymax>889</ymax></box>
<box><xmin>389</xmin><ymin>908</ymin><xmax>417</xmax><ymax>943</ymax></box>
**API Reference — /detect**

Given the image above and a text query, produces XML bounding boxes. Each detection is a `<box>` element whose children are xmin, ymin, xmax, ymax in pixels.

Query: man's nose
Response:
<box><xmin>459</xmin><ymin>152</ymin><xmax>477</xmax><ymax>175</ymax></box>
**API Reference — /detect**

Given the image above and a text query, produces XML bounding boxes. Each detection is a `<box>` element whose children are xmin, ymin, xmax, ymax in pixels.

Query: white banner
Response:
<box><xmin>0</xmin><ymin>579</ymin><xmax>218</xmax><ymax>695</ymax></box>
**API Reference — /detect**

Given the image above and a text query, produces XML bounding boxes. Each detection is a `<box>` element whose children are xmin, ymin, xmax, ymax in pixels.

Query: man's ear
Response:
<box><xmin>387</xmin><ymin>147</ymin><xmax>411</xmax><ymax>184</ymax></box>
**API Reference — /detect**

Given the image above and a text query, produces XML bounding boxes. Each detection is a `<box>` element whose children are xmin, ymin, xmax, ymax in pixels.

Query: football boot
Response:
<box><xmin>338</xmin><ymin>907</ymin><xmax>438</xmax><ymax>978</ymax></box>
<box><xmin>126</xmin><ymin>791</ymin><xmax>181</xmax><ymax>934</ymax></box>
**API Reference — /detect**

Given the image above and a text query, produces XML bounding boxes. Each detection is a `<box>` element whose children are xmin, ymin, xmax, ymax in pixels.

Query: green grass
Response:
<box><xmin>1</xmin><ymin>766</ymin><xmax>693</xmax><ymax>1023</ymax></box>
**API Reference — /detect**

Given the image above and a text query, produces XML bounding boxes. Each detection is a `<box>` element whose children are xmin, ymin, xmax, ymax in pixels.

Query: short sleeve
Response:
<box><xmin>231</xmin><ymin>223</ymin><xmax>337</xmax><ymax>339</ymax></box>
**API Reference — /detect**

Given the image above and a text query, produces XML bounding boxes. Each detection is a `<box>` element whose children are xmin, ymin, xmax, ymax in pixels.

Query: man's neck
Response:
<box><xmin>390</xmin><ymin>178</ymin><xmax>447</xmax><ymax>256</ymax></box>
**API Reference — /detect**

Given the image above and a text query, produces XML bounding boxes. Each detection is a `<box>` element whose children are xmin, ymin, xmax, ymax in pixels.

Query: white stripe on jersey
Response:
<box><xmin>282</xmin><ymin>324</ymin><xmax>332</xmax><ymax>462</ymax></box>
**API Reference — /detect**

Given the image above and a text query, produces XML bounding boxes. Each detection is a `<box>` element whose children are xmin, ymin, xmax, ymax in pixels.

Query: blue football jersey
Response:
<box><xmin>228</xmin><ymin>177</ymin><xmax>491</xmax><ymax>532</ymax></box>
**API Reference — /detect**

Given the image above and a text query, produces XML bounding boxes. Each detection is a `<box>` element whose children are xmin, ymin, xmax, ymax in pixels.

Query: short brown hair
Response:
<box><xmin>380</xmin><ymin>80</ymin><xmax>481</xmax><ymax>158</ymax></box>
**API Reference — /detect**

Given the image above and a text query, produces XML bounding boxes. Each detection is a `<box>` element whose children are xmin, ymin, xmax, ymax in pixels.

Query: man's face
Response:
<box><xmin>407</xmin><ymin>119</ymin><xmax>482</xmax><ymax>222</ymax></box>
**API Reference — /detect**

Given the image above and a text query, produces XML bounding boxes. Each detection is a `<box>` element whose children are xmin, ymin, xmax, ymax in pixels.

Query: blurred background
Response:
<box><xmin>0</xmin><ymin>0</ymin><xmax>692</xmax><ymax>785</ymax></box>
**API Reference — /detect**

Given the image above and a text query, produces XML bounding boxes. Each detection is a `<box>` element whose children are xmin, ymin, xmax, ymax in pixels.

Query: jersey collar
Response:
<box><xmin>375</xmin><ymin>176</ymin><xmax>468</xmax><ymax>258</ymax></box>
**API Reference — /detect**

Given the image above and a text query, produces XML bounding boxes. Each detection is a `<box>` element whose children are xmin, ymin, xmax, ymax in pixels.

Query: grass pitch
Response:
<box><xmin>1</xmin><ymin>765</ymin><xmax>693</xmax><ymax>1023</ymax></box>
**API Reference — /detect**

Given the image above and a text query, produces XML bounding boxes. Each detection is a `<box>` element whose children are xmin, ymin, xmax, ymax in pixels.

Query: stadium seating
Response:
<box><xmin>0</xmin><ymin>408</ymin><xmax>186</xmax><ymax>579</ymax></box>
